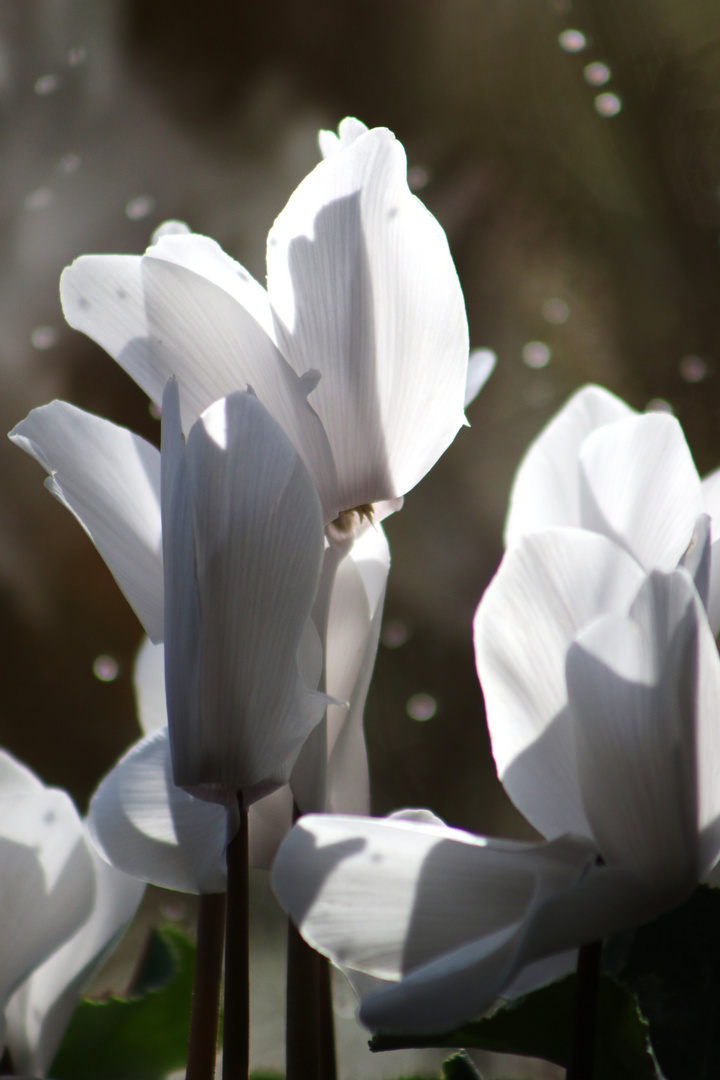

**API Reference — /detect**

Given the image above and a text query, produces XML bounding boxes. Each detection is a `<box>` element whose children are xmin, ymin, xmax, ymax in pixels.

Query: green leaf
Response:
<box><xmin>370</xmin><ymin>972</ymin><xmax>657</xmax><ymax>1080</ymax></box>
<box><xmin>611</xmin><ymin>884</ymin><xmax>720</xmax><ymax>1080</ymax></box>
<box><xmin>51</xmin><ymin>927</ymin><xmax>196</xmax><ymax>1080</ymax></box>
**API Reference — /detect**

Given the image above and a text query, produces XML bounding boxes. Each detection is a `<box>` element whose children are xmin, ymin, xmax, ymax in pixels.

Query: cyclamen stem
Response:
<box><xmin>222</xmin><ymin>796</ymin><xmax>249</xmax><ymax>1080</ymax></box>
<box><xmin>186</xmin><ymin>892</ymin><xmax>226</xmax><ymax>1080</ymax></box>
<box><xmin>566</xmin><ymin>939</ymin><xmax>603</xmax><ymax>1080</ymax></box>
<box><xmin>286</xmin><ymin>920</ymin><xmax>337</xmax><ymax>1080</ymax></box>
<box><xmin>286</xmin><ymin>806</ymin><xmax>337</xmax><ymax>1080</ymax></box>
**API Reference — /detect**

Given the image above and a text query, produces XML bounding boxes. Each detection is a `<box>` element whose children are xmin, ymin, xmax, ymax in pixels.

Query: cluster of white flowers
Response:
<box><xmin>4</xmin><ymin>116</ymin><xmax>478</xmax><ymax>1074</ymax></box>
<box><xmin>273</xmin><ymin>385</ymin><xmax>720</xmax><ymax>1035</ymax></box>
<box><xmin>6</xmin><ymin>110</ymin><xmax>715</xmax><ymax>1076</ymax></box>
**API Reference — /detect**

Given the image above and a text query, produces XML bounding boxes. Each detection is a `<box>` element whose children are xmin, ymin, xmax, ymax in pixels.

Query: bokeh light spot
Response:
<box><xmin>58</xmin><ymin>153</ymin><xmax>80</xmax><ymax>174</ymax></box>
<box><xmin>93</xmin><ymin>655</ymin><xmax>119</xmax><ymax>682</ymax></box>
<box><xmin>542</xmin><ymin>298</ymin><xmax>569</xmax><ymax>325</ymax></box>
<box><xmin>406</xmin><ymin>693</ymin><xmax>437</xmax><ymax>721</ymax></box>
<box><xmin>381</xmin><ymin>618</ymin><xmax>409</xmax><ymax>648</ymax></box>
<box><xmin>559</xmin><ymin>29</ymin><xmax>586</xmax><ymax>53</ymax></box>
<box><xmin>67</xmin><ymin>46</ymin><xmax>87</xmax><ymax>67</ymax></box>
<box><xmin>25</xmin><ymin>187</ymin><xmax>53</xmax><ymax>211</ymax></box>
<box><xmin>35</xmin><ymin>74</ymin><xmax>60</xmax><ymax>95</ymax></box>
<box><xmin>407</xmin><ymin>165</ymin><xmax>430</xmax><ymax>191</ymax></box>
<box><xmin>584</xmin><ymin>62</ymin><xmax>611</xmax><ymax>86</ymax></box>
<box><xmin>125</xmin><ymin>194</ymin><xmax>156</xmax><ymax>221</ymax></box>
<box><xmin>31</xmin><ymin>326</ymin><xmax>58</xmax><ymax>350</ymax></box>
<box><xmin>522</xmin><ymin>341</ymin><xmax>551</xmax><ymax>368</ymax></box>
<box><xmin>645</xmin><ymin>399</ymin><xmax>674</xmax><ymax>415</ymax></box>
<box><xmin>594</xmin><ymin>92</ymin><xmax>622</xmax><ymax>117</ymax></box>
<box><xmin>679</xmin><ymin>355</ymin><xmax>708</xmax><ymax>383</ymax></box>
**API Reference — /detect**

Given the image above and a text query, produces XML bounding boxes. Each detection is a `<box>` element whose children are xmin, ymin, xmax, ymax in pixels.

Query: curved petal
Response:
<box><xmin>290</xmin><ymin>525</ymin><xmax>390</xmax><ymax>814</ymax></box>
<box><xmin>505</xmin><ymin>385</ymin><xmax>634</xmax><ymax>548</ymax></box>
<box><xmin>87</xmin><ymin>728</ymin><xmax>230</xmax><ymax>894</ymax></box>
<box><xmin>326</xmin><ymin>526</ymin><xmax>389</xmax><ymax>814</ymax></box>
<box><xmin>179</xmin><ymin>391</ymin><xmax>327</xmax><ymax>796</ymax></box>
<box><xmin>568</xmin><ymin>568</ymin><xmax>720</xmax><ymax>891</ymax></box>
<box><xmin>464</xmin><ymin>349</ymin><xmax>496</xmax><ymax>409</ymax></box>
<box><xmin>0</xmin><ymin>782</ymin><xmax>96</xmax><ymax>1011</ymax></box>
<box><xmin>133</xmin><ymin>637</ymin><xmax>168</xmax><ymax>735</ymax></box>
<box><xmin>474</xmin><ymin>528</ymin><xmax>646</xmax><ymax>839</ymax></box>
<box><xmin>267</xmin><ymin>125</ymin><xmax>469</xmax><ymax>511</ymax></box>
<box><xmin>131</xmin><ymin>637</ymin><xmax>295</xmax><ymax>872</ymax></box>
<box><xmin>318</xmin><ymin>117</ymin><xmax>369</xmax><ymax>160</ymax></box>
<box><xmin>579</xmin><ymin>413</ymin><xmax>703</xmax><ymax>571</ymax></box>
<box><xmin>701</xmin><ymin>466</ymin><xmax>720</xmax><ymax>634</ymax></box>
<box><xmin>61</xmin><ymin>251</ymin><xmax>340</xmax><ymax>522</ymax></box>
<box><xmin>5</xmin><ymin>838</ymin><xmax>144</xmax><ymax>1077</ymax></box>
<box><xmin>272</xmin><ymin>814</ymin><xmax>596</xmax><ymax>1033</ymax></box>
<box><xmin>360</xmin><ymin>860</ymin><xmax>647</xmax><ymax>1035</ymax></box>
<box><xmin>10</xmin><ymin>401</ymin><xmax>164</xmax><ymax>643</ymax></box>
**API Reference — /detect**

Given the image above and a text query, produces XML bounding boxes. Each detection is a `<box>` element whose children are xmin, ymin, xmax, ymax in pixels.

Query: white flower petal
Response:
<box><xmin>464</xmin><ymin>349</ymin><xmax>496</xmax><ymax>408</ymax></box>
<box><xmin>0</xmin><ymin>782</ymin><xmax>95</xmax><ymax>1009</ymax></box>
<box><xmin>679</xmin><ymin>514</ymin><xmax>711</xmax><ymax>609</ymax></box>
<box><xmin>273</xmin><ymin>815</ymin><xmax>595</xmax><ymax>1033</ymax></box>
<box><xmin>273</xmin><ymin>815</ymin><xmax>593</xmax><ymax>982</ymax></box>
<box><xmin>88</xmin><ymin>728</ymin><xmax>230</xmax><ymax>894</ymax></box>
<box><xmin>326</xmin><ymin>528</ymin><xmax>389</xmax><ymax>814</ymax></box>
<box><xmin>579</xmin><ymin>413</ymin><xmax>703</xmax><ymax>571</ymax></box>
<box><xmin>267</xmin><ymin>126</ymin><xmax>469</xmax><ymax>511</ymax></box>
<box><xmin>5</xmin><ymin>838</ymin><xmax>144</xmax><ymax>1077</ymax></box>
<box><xmin>10</xmin><ymin>402</ymin><xmax>164</xmax><ymax>643</ymax></box>
<box><xmin>505</xmin><ymin>385</ymin><xmax>635</xmax><ymax>548</ymax></box>
<box><xmin>133</xmin><ymin>637</ymin><xmax>168</xmax><ymax>735</ymax></box>
<box><xmin>180</xmin><ymin>391</ymin><xmax>327</xmax><ymax>795</ymax></box>
<box><xmin>360</xmin><ymin>859</ymin><xmax>646</xmax><ymax>1035</ymax></box>
<box><xmin>474</xmin><ymin>528</ymin><xmax>646</xmax><ymax>839</ymax></box>
<box><xmin>567</xmin><ymin>568</ymin><xmax>720</xmax><ymax>894</ymax></box>
<box><xmin>160</xmin><ymin>379</ymin><xmax>203</xmax><ymax>791</ymax></box>
<box><xmin>61</xmin><ymin>253</ymin><xmax>340</xmax><ymax>521</ymax></box>
<box><xmin>318</xmin><ymin>117</ymin><xmax>370</xmax><ymax>159</ymax></box>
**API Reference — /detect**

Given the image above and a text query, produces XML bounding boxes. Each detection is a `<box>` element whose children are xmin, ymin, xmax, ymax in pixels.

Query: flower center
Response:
<box><xmin>327</xmin><ymin>503</ymin><xmax>375</xmax><ymax>542</ymax></box>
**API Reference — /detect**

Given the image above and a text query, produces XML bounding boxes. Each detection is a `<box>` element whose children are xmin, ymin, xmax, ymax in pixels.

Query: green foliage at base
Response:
<box><xmin>370</xmin><ymin>971</ymin><xmax>657</xmax><ymax>1080</ymax></box>
<box><xmin>51</xmin><ymin>927</ymin><xmax>195</xmax><ymax>1080</ymax></box>
<box><xmin>609</xmin><ymin>884</ymin><xmax>720</xmax><ymax>1080</ymax></box>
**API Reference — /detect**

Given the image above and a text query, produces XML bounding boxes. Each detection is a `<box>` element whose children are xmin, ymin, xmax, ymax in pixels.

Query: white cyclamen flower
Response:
<box><xmin>504</xmin><ymin>383</ymin><xmax>720</xmax><ymax>630</ymax></box>
<box><xmin>11</xmin><ymin>383</ymin><xmax>328</xmax><ymax>803</ymax></box>
<box><xmin>0</xmin><ymin>752</ymin><xmax>143</xmax><ymax>1074</ymax></box>
<box><xmin>273</xmin><ymin>562</ymin><xmax>720</xmax><ymax>1033</ymax></box>
<box><xmin>58</xmin><ymin>117</ymin><xmax>470</xmax><ymax>527</ymax></box>
<box><xmin>87</xmin><ymin>523</ymin><xmax>390</xmax><ymax>893</ymax></box>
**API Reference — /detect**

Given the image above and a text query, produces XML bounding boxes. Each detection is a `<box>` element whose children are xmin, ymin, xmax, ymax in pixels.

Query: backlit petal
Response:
<box><xmin>267</xmin><ymin>126</ymin><xmax>469</xmax><ymax>511</ymax></box>
<box><xmin>505</xmin><ymin>385</ymin><xmax>634</xmax><ymax>548</ymax></box>
<box><xmin>579</xmin><ymin>413</ymin><xmax>703</xmax><ymax>571</ymax></box>
<box><xmin>474</xmin><ymin>528</ymin><xmax>646</xmax><ymax>839</ymax></box>
<box><xmin>10</xmin><ymin>402</ymin><xmax>163</xmax><ymax>642</ymax></box>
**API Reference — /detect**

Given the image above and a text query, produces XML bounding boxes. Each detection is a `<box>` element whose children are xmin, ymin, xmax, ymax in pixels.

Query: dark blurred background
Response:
<box><xmin>1</xmin><ymin>1</ymin><xmax>720</xmax><ymax>1072</ymax></box>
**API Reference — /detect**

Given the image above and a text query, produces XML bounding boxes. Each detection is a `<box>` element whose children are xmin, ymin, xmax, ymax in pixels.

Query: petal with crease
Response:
<box><xmin>9</xmin><ymin>401</ymin><xmax>163</xmax><ymax>642</ymax></box>
<box><xmin>272</xmin><ymin>814</ymin><xmax>595</xmax><ymax>1033</ymax></box>
<box><xmin>568</xmin><ymin>569</ymin><xmax>720</xmax><ymax>892</ymax></box>
<box><xmin>267</xmin><ymin>126</ymin><xmax>469</xmax><ymax>511</ymax></box>
<box><xmin>87</xmin><ymin>728</ymin><xmax>230</xmax><ymax>894</ymax></box>
<box><xmin>182</xmin><ymin>392</ymin><xmax>327</xmax><ymax>795</ymax></box>
<box><xmin>61</xmin><ymin>252</ymin><xmax>340</xmax><ymax>521</ymax></box>
<box><xmin>505</xmin><ymin>385</ymin><xmax>634</xmax><ymax>548</ymax></box>
<box><xmin>579</xmin><ymin>413</ymin><xmax>703</xmax><ymax>571</ymax></box>
<box><xmin>474</xmin><ymin>528</ymin><xmax>646</xmax><ymax>840</ymax></box>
